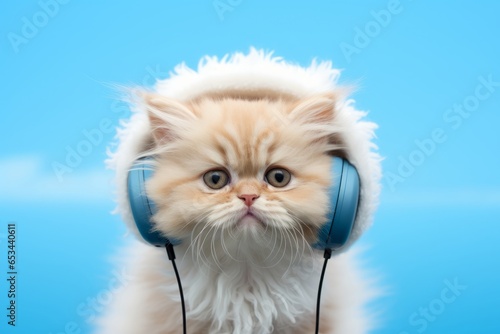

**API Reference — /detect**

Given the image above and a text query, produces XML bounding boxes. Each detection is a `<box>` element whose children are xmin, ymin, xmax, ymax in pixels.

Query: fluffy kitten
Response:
<box><xmin>96</xmin><ymin>92</ymin><xmax>375</xmax><ymax>334</ymax></box>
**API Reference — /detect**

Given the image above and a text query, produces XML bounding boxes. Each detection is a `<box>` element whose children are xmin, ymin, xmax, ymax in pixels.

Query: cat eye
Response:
<box><xmin>203</xmin><ymin>170</ymin><xmax>230</xmax><ymax>189</ymax></box>
<box><xmin>265</xmin><ymin>168</ymin><xmax>291</xmax><ymax>188</ymax></box>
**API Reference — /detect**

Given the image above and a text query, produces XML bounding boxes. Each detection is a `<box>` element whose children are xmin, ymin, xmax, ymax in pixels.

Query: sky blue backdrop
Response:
<box><xmin>1</xmin><ymin>1</ymin><xmax>499</xmax><ymax>333</ymax></box>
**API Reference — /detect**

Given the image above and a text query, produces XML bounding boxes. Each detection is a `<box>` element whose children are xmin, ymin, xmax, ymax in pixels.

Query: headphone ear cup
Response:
<box><xmin>313</xmin><ymin>157</ymin><xmax>360</xmax><ymax>250</ymax></box>
<box><xmin>127</xmin><ymin>157</ymin><xmax>180</xmax><ymax>246</ymax></box>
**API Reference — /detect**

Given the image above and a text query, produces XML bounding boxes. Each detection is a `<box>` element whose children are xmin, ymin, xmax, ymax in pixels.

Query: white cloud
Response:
<box><xmin>0</xmin><ymin>155</ymin><xmax>113</xmax><ymax>203</ymax></box>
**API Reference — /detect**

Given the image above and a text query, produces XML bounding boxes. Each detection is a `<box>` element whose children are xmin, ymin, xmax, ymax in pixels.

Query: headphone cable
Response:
<box><xmin>315</xmin><ymin>248</ymin><xmax>332</xmax><ymax>334</ymax></box>
<box><xmin>166</xmin><ymin>244</ymin><xmax>331</xmax><ymax>334</ymax></box>
<box><xmin>166</xmin><ymin>243</ymin><xmax>187</xmax><ymax>334</ymax></box>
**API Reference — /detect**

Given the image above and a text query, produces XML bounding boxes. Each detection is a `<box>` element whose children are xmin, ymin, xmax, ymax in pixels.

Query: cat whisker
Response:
<box><xmin>289</xmin><ymin>223</ymin><xmax>307</xmax><ymax>261</ymax></box>
<box><xmin>281</xmin><ymin>228</ymin><xmax>297</xmax><ymax>276</ymax></box>
<box><xmin>209</xmin><ymin>224</ymin><xmax>229</xmax><ymax>276</ymax></box>
<box><xmin>198</xmin><ymin>225</ymin><xmax>218</xmax><ymax>270</ymax></box>
<box><xmin>193</xmin><ymin>219</ymin><xmax>217</xmax><ymax>269</ymax></box>
<box><xmin>263</xmin><ymin>223</ymin><xmax>284</xmax><ymax>266</ymax></box>
<box><xmin>263</xmin><ymin>226</ymin><xmax>278</xmax><ymax>262</ymax></box>
<box><xmin>173</xmin><ymin>209</ymin><xmax>209</xmax><ymax>236</ymax></box>
<box><xmin>220</xmin><ymin>226</ymin><xmax>243</xmax><ymax>263</ymax></box>
<box><xmin>291</xmin><ymin>227</ymin><xmax>302</xmax><ymax>265</ymax></box>
<box><xmin>289</xmin><ymin>217</ymin><xmax>315</xmax><ymax>258</ymax></box>
<box><xmin>268</xmin><ymin>221</ymin><xmax>290</xmax><ymax>270</ymax></box>
<box><xmin>181</xmin><ymin>213</ymin><xmax>213</xmax><ymax>265</ymax></box>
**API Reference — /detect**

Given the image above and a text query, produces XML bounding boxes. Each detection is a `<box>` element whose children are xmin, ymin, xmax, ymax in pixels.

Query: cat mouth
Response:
<box><xmin>236</xmin><ymin>212</ymin><xmax>266</xmax><ymax>228</ymax></box>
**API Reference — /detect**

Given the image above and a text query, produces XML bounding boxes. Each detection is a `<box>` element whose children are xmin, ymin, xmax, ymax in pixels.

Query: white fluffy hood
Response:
<box><xmin>107</xmin><ymin>48</ymin><xmax>381</xmax><ymax>251</ymax></box>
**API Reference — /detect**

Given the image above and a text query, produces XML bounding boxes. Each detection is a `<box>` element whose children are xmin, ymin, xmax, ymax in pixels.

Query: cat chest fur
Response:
<box><xmin>176</xmin><ymin>246</ymin><xmax>321</xmax><ymax>334</ymax></box>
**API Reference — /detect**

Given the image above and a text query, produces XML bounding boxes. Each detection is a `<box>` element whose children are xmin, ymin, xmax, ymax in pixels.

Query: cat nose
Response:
<box><xmin>238</xmin><ymin>194</ymin><xmax>260</xmax><ymax>207</ymax></box>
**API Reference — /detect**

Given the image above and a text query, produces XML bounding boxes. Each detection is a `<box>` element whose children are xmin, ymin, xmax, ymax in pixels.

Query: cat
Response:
<box><xmin>98</xmin><ymin>49</ymin><xmax>381</xmax><ymax>334</ymax></box>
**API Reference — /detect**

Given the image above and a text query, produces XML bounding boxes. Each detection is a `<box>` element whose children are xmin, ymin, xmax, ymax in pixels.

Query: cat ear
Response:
<box><xmin>287</xmin><ymin>92</ymin><xmax>345</xmax><ymax>150</ymax></box>
<box><xmin>142</xmin><ymin>92</ymin><xmax>197</xmax><ymax>144</ymax></box>
<box><xmin>288</xmin><ymin>92</ymin><xmax>337</xmax><ymax>127</ymax></box>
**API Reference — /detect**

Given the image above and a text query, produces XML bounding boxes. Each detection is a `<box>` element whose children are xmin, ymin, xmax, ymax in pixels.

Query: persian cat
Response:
<box><xmin>98</xmin><ymin>50</ymin><xmax>381</xmax><ymax>334</ymax></box>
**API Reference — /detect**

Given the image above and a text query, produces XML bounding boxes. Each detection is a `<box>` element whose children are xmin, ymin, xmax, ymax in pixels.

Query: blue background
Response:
<box><xmin>1</xmin><ymin>1</ymin><xmax>499</xmax><ymax>333</ymax></box>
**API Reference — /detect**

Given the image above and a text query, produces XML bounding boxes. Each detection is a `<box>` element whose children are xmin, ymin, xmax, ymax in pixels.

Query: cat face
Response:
<box><xmin>143</xmin><ymin>93</ymin><xmax>343</xmax><ymax>258</ymax></box>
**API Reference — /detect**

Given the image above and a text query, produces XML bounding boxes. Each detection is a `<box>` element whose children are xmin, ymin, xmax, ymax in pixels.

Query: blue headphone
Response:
<box><xmin>127</xmin><ymin>156</ymin><xmax>360</xmax><ymax>251</ymax></box>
